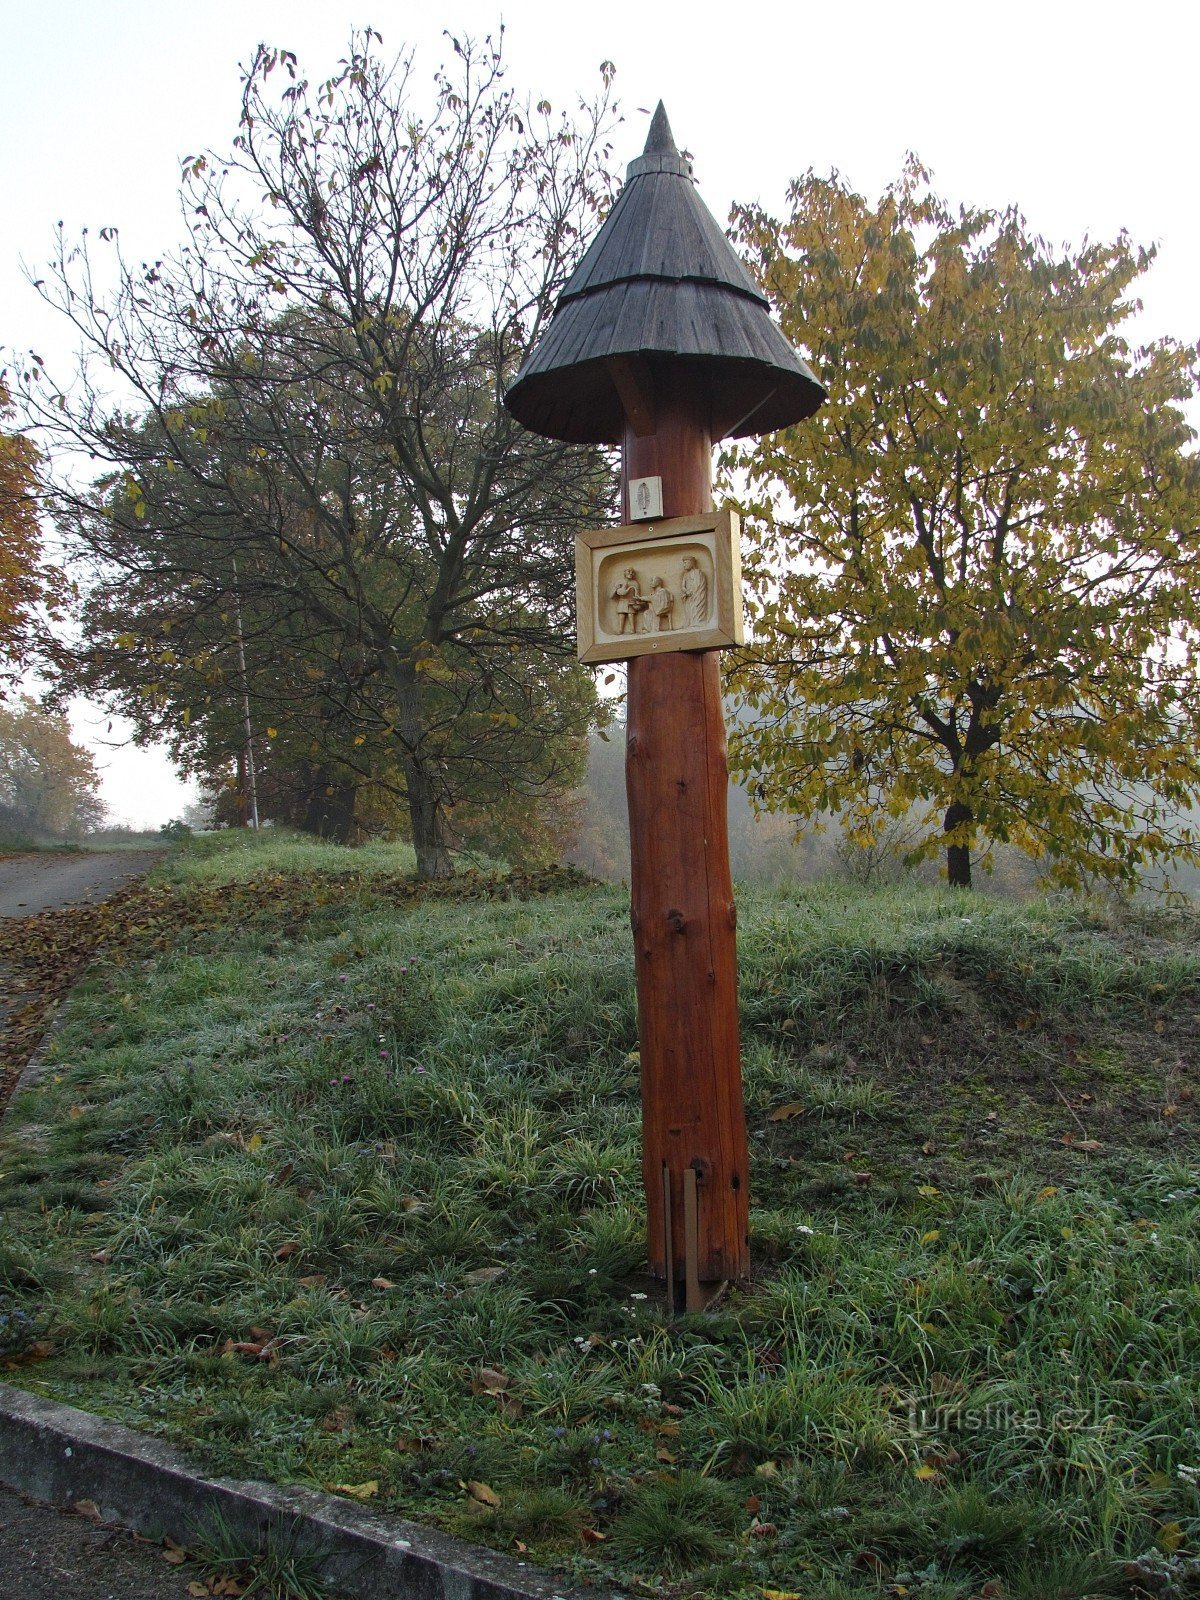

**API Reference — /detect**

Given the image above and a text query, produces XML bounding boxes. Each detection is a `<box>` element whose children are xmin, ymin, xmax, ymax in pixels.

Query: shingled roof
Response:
<box><xmin>503</xmin><ymin>103</ymin><xmax>826</xmax><ymax>445</ymax></box>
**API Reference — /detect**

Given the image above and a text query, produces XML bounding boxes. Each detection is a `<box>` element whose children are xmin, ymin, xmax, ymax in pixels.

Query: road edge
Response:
<box><xmin>0</xmin><ymin>1385</ymin><xmax>618</xmax><ymax>1600</ymax></box>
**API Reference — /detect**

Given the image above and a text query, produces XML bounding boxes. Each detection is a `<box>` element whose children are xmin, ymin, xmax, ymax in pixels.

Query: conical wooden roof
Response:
<box><xmin>504</xmin><ymin>104</ymin><xmax>826</xmax><ymax>445</ymax></box>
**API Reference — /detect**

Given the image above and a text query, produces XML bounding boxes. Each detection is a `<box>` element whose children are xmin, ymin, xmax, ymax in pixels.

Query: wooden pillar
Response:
<box><xmin>622</xmin><ymin>366</ymin><xmax>750</xmax><ymax>1296</ymax></box>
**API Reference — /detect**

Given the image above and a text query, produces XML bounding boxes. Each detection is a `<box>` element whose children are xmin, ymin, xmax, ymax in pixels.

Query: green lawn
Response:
<box><xmin>2</xmin><ymin>831</ymin><xmax>1198</xmax><ymax>1599</ymax></box>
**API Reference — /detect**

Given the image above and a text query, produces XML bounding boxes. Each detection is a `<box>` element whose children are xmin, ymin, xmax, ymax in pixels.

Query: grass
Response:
<box><xmin>1</xmin><ymin>831</ymin><xmax>1199</xmax><ymax>1598</ymax></box>
<box><xmin>186</xmin><ymin>1504</ymin><xmax>333</xmax><ymax>1599</ymax></box>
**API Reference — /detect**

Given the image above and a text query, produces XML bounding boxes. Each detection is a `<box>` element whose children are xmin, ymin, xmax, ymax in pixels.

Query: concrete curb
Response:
<box><xmin>0</xmin><ymin>1386</ymin><xmax>621</xmax><ymax>1600</ymax></box>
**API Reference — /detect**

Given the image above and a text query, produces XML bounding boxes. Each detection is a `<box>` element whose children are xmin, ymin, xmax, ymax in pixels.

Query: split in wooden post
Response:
<box><xmin>683</xmin><ymin>1166</ymin><xmax>701</xmax><ymax>1313</ymax></box>
<box><xmin>661</xmin><ymin>1164</ymin><xmax>675</xmax><ymax>1309</ymax></box>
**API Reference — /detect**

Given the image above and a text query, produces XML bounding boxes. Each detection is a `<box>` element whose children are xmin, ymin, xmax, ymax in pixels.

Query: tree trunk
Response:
<box><xmin>623</xmin><ymin>364</ymin><xmax>751</xmax><ymax>1297</ymax></box>
<box><xmin>944</xmin><ymin>800</ymin><xmax>973</xmax><ymax>889</ymax></box>
<box><xmin>387</xmin><ymin>664</ymin><xmax>453</xmax><ymax>879</ymax></box>
<box><xmin>403</xmin><ymin>752</ymin><xmax>453</xmax><ymax>879</ymax></box>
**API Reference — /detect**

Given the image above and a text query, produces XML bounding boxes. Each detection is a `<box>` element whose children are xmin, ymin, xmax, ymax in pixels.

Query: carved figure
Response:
<box><xmin>680</xmin><ymin>555</ymin><xmax>709</xmax><ymax>627</ymax></box>
<box><xmin>611</xmin><ymin>567</ymin><xmax>647</xmax><ymax>633</ymax></box>
<box><xmin>649</xmin><ymin>576</ymin><xmax>674</xmax><ymax>630</ymax></box>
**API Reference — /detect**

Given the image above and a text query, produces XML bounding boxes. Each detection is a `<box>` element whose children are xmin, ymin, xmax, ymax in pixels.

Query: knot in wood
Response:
<box><xmin>666</xmin><ymin>908</ymin><xmax>686</xmax><ymax>934</ymax></box>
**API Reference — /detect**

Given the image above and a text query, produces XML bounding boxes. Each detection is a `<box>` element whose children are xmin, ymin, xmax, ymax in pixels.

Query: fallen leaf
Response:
<box><xmin>1157</xmin><ymin>1520</ymin><xmax>1185</xmax><ymax>1553</ymax></box>
<box><xmin>767</xmin><ymin>1101</ymin><xmax>805</xmax><ymax>1122</ymax></box>
<box><xmin>162</xmin><ymin>1539</ymin><xmax>188</xmax><ymax>1565</ymax></box>
<box><xmin>580</xmin><ymin>1527</ymin><xmax>607</xmax><ymax>1543</ymax></box>
<box><xmin>749</xmin><ymin>1519</ymin><xmax>778</xmax><ymax>1537</ymax></box>
<box><xmin>188</xmin><ymin>1584</ymin><xmax>210</xmax><ymax>1597</ymax></box>
<box><xmin>475</xmin><ymin>1366</ymin><xmax>510</xmax><ymax>1394</ymax></box>
<box><xmin>73</xmin><ymin>1499</ymin><xmax>102</xmax><ymax>1522</ymax></box>
<box><xmin>245</xmin><ymin>1133</ymin><xmax>263</xmax><ymax>1153</ymax></box>
<box><xmin>853</xmin><ymin>1550</ymin><xmax>887</xmax><ymax>1575</ymax></box>
<box><xmin>655</xmin><ymin>1446</ymin><xmax>677</xmax><ymax>1464</ymax></box>
<box><xmin>853</xmin><ymin>1171</ymin><xmax>872</xmax><ymax>1186</ymax></box>
<box><xmin>921</xmin><ymin>1229</ymin><xmax>941</xmax><ymax>1244</ymax></box>
<box><xmin>370</xmin><ymin>1276</ymin><xmax>396</xmax><ymax>1290</ymax></box>
<box><xmin>327</xmin><ymin>1480</ymin><xmax>379</xmax><ymax>1501</ymax></box>
<box><xmin>274</xmin><ymin>1242</ymin><xmax>299</xmax><ymax>1261</ymax></box>
<box><xmin>913</xmin><ymin>1464</ymin><xmax>940</xmax><ymax>1481</ymax></box>
<box><xmin>916</xmin><ymin>1185</ymin><xmax>940</xmax><ymax>1198</ymax></box>
<box><xmin>466</xmin><ymin>1479</ymin><xmax>501</xmax><ymax>1507</ymax></box>
<box><xmin>464</xmin><ymin>1265</ymin><xmax>506</xmax><ymax>1285</ymax></box>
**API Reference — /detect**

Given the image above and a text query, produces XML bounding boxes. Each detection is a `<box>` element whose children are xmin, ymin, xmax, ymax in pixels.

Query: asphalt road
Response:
<box><xmin>0</xmin><ymin>1487</ymin><xmax>197</xmax><ymax>1599</ymax></box>
<box><xmin>0</xmin><ymin>852</ymin><xmax>164</xmax><ymax>918</ymax></box>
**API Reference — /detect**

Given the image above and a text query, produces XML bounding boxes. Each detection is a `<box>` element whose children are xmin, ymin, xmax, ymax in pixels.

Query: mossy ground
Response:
<box><xmin>1</xmin><ymin>831</ymin><xmax>1198</xmax><ymax>1599</ymax></box>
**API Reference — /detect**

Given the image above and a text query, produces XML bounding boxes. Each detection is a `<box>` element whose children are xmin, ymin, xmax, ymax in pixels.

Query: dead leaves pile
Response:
<box><xmin>0</xmin><ymin>881</ymin><xmax>168</xmax><ymax>1107</ymax></box>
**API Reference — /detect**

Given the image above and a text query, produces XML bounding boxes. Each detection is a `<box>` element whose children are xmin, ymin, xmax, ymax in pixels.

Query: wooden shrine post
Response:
<box><xmin>504</xmin><ymin>104</ymin><xmax>826</xmax><ymax>1307</ymax></box>
<box><xmin>619</xmin><ymin>367</ymin><xmax>748</xmax><ymax>1299</ymax></box>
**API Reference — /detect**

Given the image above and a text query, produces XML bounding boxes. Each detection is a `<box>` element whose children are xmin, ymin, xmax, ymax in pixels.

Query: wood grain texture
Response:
<box><xmin>623</xmin><ymin>368</ymin><xmax>751</xmax><ymax>1287</ymax></box>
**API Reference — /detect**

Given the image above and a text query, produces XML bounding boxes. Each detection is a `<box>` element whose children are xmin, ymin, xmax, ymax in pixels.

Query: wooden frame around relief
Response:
<box><xmin>575</xmin><ymin>510</ymin><xmax>744</xmax><ymax>665</ymax></box>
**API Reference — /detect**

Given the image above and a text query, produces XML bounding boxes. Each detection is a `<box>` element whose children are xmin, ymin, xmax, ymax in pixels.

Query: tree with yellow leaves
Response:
<box><xmin>727</xmin><ymin>163</ymin><xmax>1200</xmax><ymax>888</ymax></box>
<box><xmin>0</xmin><ymin>381</ymin><xmax>52</xmax><ymax>688</ymax></box>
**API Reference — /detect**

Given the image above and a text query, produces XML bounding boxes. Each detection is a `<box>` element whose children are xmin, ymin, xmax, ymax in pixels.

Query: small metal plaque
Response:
<box><xmin>628</xmin><ymin>475</ymin><xmax>663</xmax><ymax>521</ymax></box>
<box><xmin>575</xmin><ymin>510</ymin><xmax>744</xmax><ymax>664</ymax></box>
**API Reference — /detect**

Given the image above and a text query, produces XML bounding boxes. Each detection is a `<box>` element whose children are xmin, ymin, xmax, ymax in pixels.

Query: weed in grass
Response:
<box><xmin>1001</xmin><ymin>1546</ymin><xmax>1126</xmax><ymax>1598</ymax></box>
<box><xmin>699</xmin><ymin>1343</ymin><xmax>897</xmax><ymax>1471</ymax></box>
<box><xmin>607</xmin><ymin>1471</ymin><xmax>742</xmax><ymax>1577</ymax></box>
<box><xmin>492</xmin><ymin>1484</ymin><xmax>590</xmax><ymax>1546</ymax></box>
<box><xmin>187</xmin><ymin>1506</ymin><xmax>334</xmax><ymax>1600</ymax></box>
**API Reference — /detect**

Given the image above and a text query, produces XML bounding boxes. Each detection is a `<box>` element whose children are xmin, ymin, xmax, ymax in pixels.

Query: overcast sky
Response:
<box><xmin>3</xmin><ymin>0</ymin><xmax>1196</xmax><ymax>826</ymax></box>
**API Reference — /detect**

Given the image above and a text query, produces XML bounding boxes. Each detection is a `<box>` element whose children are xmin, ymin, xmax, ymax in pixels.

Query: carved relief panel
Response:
<box><xmin>575</xmin><ymin>511</ymin><xmax>744</xmax><ymax>664</ymax></box>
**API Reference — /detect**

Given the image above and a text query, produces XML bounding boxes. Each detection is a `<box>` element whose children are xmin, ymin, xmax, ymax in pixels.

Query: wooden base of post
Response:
<box><xmin>628</xmin><ymin>649</ymin><xmax>750</xmax><ymax>1292</ymax></box>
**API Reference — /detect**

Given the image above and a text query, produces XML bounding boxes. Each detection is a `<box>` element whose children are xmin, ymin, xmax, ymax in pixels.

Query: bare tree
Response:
<box><xmin>19</xmin><ymin>30</ymin><xmax>619</xmax><ymax>874</ymax></box>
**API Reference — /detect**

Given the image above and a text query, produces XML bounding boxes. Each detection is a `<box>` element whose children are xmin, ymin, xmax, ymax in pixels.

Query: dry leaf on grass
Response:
<box><xmin>767</xmin><ymin>1102</ymin><xmax>804</xmax><ymax>1122</ymax></box>
<box><xmin>326</xmin><ymin>1479</ymin><xmax>379</xmax><ymax>1500</ymax></box>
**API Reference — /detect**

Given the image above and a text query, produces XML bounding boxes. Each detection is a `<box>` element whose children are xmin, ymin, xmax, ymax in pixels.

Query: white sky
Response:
<box><xmin>2</xmin><ymin>0</ymin><xmax>1197</xmax><ymax>826</ymax></box>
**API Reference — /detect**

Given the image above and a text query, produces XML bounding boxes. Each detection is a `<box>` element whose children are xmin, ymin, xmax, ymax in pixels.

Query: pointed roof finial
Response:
<box><xmin>503</xmin><ymin>104</ymin><xmax>827</xmax><ymax>445</ymax></box>
<box><xmin>644</xmin><ymin>101</ymin><xmax>677</xmax><ymax>157</ymax></box>
<box><xmin>625</xmin><ymin>101</ymin><xmax>692</xmax><ymax>181</ymax></box>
